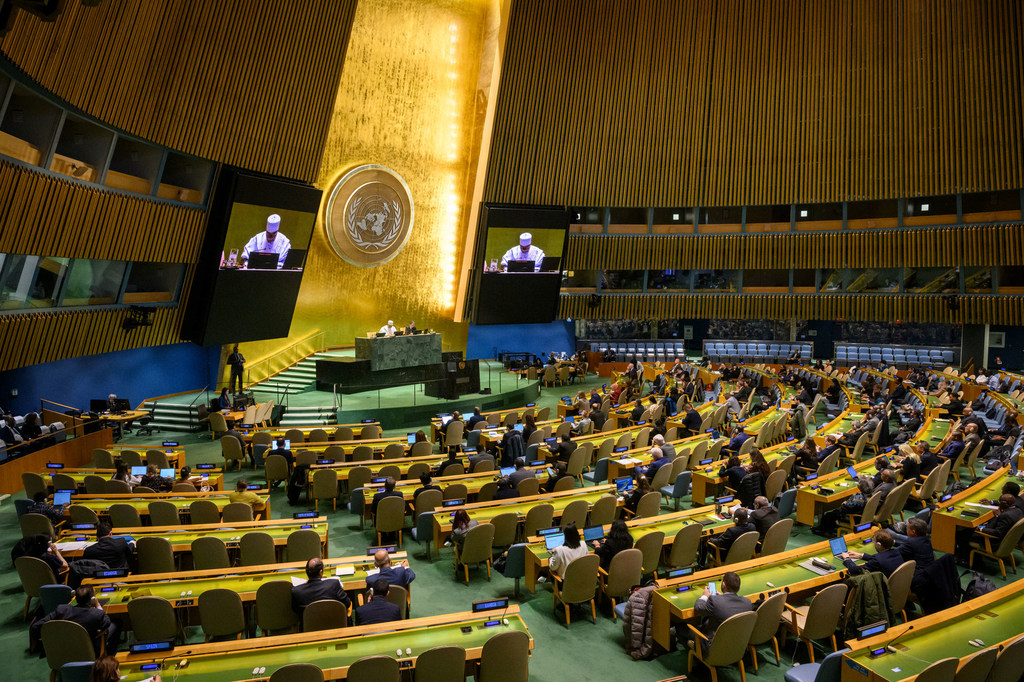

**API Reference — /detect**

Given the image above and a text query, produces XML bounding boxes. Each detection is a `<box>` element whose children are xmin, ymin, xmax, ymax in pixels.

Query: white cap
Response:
<box><xmin>519</xmin><ymin>232</ymin><xmax>532</xmax><ymax>245</ymax></box>
<box><xmin>266</xmin><ymin>214</ymin><xmax>281</xmax><ymax>233</ymax></box>
<box><xmin>388</xmin><ymin>320</ymin><xmax>394</xmax><ymax>325</ymax></box>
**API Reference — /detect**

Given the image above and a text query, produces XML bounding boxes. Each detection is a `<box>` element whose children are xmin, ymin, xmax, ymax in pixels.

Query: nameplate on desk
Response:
<box><xmin>71</xmin><ymin>523</ymin><xmax>96</xmax><ymax>530</ymax></box>
<box><xmin>855</xmin><ymin>522</ymin><xmax>872</xmax><ymax>532</ymax></box>
<box><xmin>45</xmin><ymin>463</ymin><xmax>63</xmax><ymax>469</ymax></box>
<box><xmin>317</xmin><ymin>459</ymin><xmax>335</xmax><ymax>465</ymax></box>
<box><xmin>367</xmin><ymin>545</ymin><xmax>397</xmax><ymax>555</ymax></box>
<box><xmin>472</xmin><ymin>597</ymin><xmax>508</xmax><ymax>613</ymax></box>
<box><xmin>196</xmin><ymin>463</ymin><xmax>216</xmax><ymax>470</ymax></box>
<box><xmin>362</xmin><ymin>418</ymin><xmax>375</xmax><ymax>423</ymax></box>
<box><xmin>246</xmin><ymin>484</ymin><xmax>261</xmax><ymax>490</ymax></box>
<box><xmin>162</xmin><ymin>441</ymin><xmax>179</xmax><ymax>447</ymax></box>
<box><xmin>442</xmin><ymin>499</ymin><xmax>465</xmax><ymax>507</ymax></box>
<box><xmin>293</xmin><ymin>511</ymin><xmax>317</xmax><ymax>519</ymax></box>
<box><xmin>370</xmin><ymin>477</ymin><xmax>387</xmax><ymax>484</ymax></box>
<box><xmin>130</xmin><ymin>640</ymin><xmax>174</xmax><ymax>655</ymax></box>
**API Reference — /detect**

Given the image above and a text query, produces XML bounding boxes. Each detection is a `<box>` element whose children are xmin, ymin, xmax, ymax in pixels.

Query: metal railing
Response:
<box><xmin>243</xmin><ymin>330</ymin><xmax>327</xmax><ymax>390</ymax></box>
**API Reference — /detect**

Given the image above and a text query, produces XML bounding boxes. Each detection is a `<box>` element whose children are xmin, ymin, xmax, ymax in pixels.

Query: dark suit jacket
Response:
<box><xmin>371</xmin><ymin>489</ymin><xmax>404</xmax><ymax>516</ymax></box>
<box><xmin>466</xmin><ymin>415</ymin><xmax>486</xmax><ymax>430</ymax></box>
<box><xmin>590</xmin><ymin>410</ymin><xmax>606</xmax><ymax>430</ymax></box>
<box><xmin>693</xmin><ymin>592</ymin><xmax>753</xmax><ymax>647</ymax></box>
<box><xmin>630</xmin><ymin>405</ymin><xmax>645</xmax><ymax>422</ymax></box>
<box><xmin>413</xmin><ymin>484</ymin><xmax>441</xmax><ymax>499</ymax></box>
<box><xmin>291</xmin><ymin>576</ymin><xmax>351</xmax><ymax>617</ymax></box>
<box><xmin>369</xmin><ymin>564</ymin><xmax>415</xmax><ymax>588</ymax></box>
<box><xmin>682</xmin><ymin>411</ymin><xmax>702</xmax><ymax>435</ymax></box>
<box><xmin>646</xmin><ymin>456</ymin><xmax>672</xmax><ymax>479</ymax></box>
<box><xmin>355</xmin><ymin>597</ymin><xmax>402</xmax><ymax>625</ymax></box>
<box><xmin>981</xmin><ymin>507</ymin><xmax>1024</xmax><ymax>543</ymax></box>
<box><xmin>31</xmin><ymin>603</ymin><xmax>114</xmax><ymax>649</ymax></box>
<box><xmin>550</xmin><ymin>441</ymin><xmax>575</xmax><ymax>462</ymax></box>
<box><xmin>82</xmin><ymin>536</ymin><xmax>133</xmax><ymax>570</ymax></box>
<box><xmin>509</xmin><ymin>468</ymin><xmax>535</xmax><ymax>487</ymax></box>
<box><xmin>269</xmin><ymin>447</ymin><xmax>294</xmax><ymax>468</ymax></box>
<box><xmin>898</xmin><ymin>535</ymin><xmax>935</xmax><ymax>575</ymax></box>
<box><xmin>750</xmin><ymin>506</ymin><xmax>780</xmax><ymax>539</ymax></box>
<box><xmin>710</xmin><ymin>521</ymin><xmax>756</xmax><ymax>552</ymax></box>
<box><xmin>919</xmin><ymin>451</ymin><xmax>941</xmax><ymax>476</ymax></box>
<box><xmin>543</xmin><ymin>472</ymin><xmax>573</xmax><ymax>493</ymax></box>
<box><xmin>844</xmin><ymin>547</ymin><xmax>904</xmax><ymax>577</ymax></box>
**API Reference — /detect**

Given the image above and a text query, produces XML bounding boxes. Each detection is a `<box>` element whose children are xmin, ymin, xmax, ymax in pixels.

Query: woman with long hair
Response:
<box><xmin>593</xmin><ymin>519</ymin><xmax>634</xmax><ymax>570</ymax></box>
<box><xmin>548</xmin><ymin>524</ymin><xmax>588</xmax><ymax>578</ymax></box>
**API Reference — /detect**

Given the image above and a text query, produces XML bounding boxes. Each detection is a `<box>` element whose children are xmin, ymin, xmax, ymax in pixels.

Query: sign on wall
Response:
<box><xmin>324</xmin><ymin>164</ymin><xmax>414</xmax><ymax>267</ymax></box>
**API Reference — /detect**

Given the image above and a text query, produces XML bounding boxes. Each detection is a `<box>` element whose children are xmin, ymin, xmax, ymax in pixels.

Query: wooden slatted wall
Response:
<box><xmin>0</xmin><ymin>160</ymin><xmax>205</xmax><ymax>261</ymax></box>
<box><xmin>564</xmin><ymin>224</ymin><xmax>1024</xmax><ymax>271</ymax></box>
<box><xmin>1</xmin><ymin>0</ymin><xmax>358</xmax><ymax>183</ymax></box>
<box><xmin>560</xmin><ymin>294</ymin><xmax>1024</xmax><ymax>327</ymax></box>
<box><xmin>486</xmin><ymin>0</ymin><xmax>1024</xmax><ymax>206</ymax></box>
<box><xmin>0</xmin><ymin>306</ymin><xmax>182</xmax><ymax>371</ymax></box>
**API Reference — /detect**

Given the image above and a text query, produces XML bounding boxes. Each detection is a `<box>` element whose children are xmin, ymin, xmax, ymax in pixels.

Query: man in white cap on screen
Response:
<box><xmin>500</xmin><ymin>232</ymin><xmax>545</xmax><ymax>272</ymax></box>
<box><xmin>378</xmin><ymin>320</ymin><xmax>397</xmax><ymax>337</ymax></box>
<box><xmin>242</xmin><ymin>213</ymin><xmax>291</xmax><ymax>268</ymax></box>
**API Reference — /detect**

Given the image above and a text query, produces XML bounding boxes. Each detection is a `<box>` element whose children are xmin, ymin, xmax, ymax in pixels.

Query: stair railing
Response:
<box><xmin>244</xmin><ymin>330</ymin><xmax>327</xmax><ymax>390</ymax></box>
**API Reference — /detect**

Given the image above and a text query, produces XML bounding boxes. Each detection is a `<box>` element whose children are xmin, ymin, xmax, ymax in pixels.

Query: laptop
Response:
<box><xmin>440</xmin><ymin>415</ymin><xmax>453</xmax><ymax>426</ymax></box>
<box><xmin>539</xmin><ymin>256</ymin><xmax>561</xmax><ymax>272</ymax></box>
<box><xmin>282</xmin><ymin>248</ymin><xmax>306</xmax><ymax>270</ymax></box>
<box><xmin>131</xmin><ymin>466</ymin><xmax>147</xmax><ymax>477</ymax></box>
<box><xmin>583</xmin><ymin>525</ymin><xmax>605</xmax><ymax>542</ymax></box>
<box><xmin>829</xmin><ymin>536</ymin><xmax>848</xmax><ymax>557</ymax></box>
<box><xmin>499</xmin><ymin>467</ymin><xmax>515</xmax><ymax>477</ymax></box>
<box><xmin>615</xmin><ymin>476</ymin><xmax>634</xmax><ymax>494</ymax></box>
<box><xmin>544</xmin><ymin>533</ymin><xmax>565</xmax><ymax>551</ymax></box>
<box><xmin>407</xmin><ymin>433</ymin><xmax>416</xmax><ymax>445</ymax></box>
<box><xmin>506</xmin><ymin>260</ymin><xmax>535</xmax><ymax>272</ymax></box>
<box><xmin>514</xmin><ymin>423</ymin><xmax>524</xmax><ymax>432</ymax></box>
<box><xmin>160</xmin><ymin>468</ymin><xmax>175</xmax><ymax>479</ymax></box>
<box><xmin>248</xmin><ymin>252</ymin><xmax>279</xmax><ymax>270</ymax></box>
<box><xmin>52</xmin><ymin>490</ymin><xmax>73</xmax><ymax>506</ymax></box>
<box><xmin>114</xmin><ymin>398</ymin><xmax>132</xmax><ymax>412</ymax></box>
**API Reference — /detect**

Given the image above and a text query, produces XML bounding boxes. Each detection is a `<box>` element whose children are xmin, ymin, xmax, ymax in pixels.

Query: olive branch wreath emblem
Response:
<box><xmin>346</xmin><ymin>196</ymin><xmax>403</xmax><ymax>252</ymax></box>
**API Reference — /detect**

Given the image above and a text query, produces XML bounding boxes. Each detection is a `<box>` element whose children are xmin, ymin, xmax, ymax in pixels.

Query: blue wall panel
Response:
<box><xmin>0</xmin><ymin>343</ymin><xmax>220</xmax><ymax>415</ymax></box>
<box><xmin>465</xmin><ymin>321</ymin><xmax>575</xmax><ymax>360</ymax></box>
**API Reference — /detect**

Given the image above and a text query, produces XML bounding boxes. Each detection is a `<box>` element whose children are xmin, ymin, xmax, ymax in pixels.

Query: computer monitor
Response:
<box><xmin>539</xmin><ymin>256</ymin><xmax>560</xmax><ymax>272</ymax></box>
<box><xmin>282</xmin><ymin>248</ymin><xmax>306</xmax><ymax>270</ymax></box>
<box><xmin>583</xmin><ymin>525</ymin><xmax>605</xmax><ymax>542</ymax></box>
<box><xmin>90</xmin><ymin>399</ymin><xmax>109</xmax><ymax>413</ymax></box>
<box><xmin>829</xmin><ymin>536</ymin><xmax>848</xmax><ymax>556</ymax></box>
<box><xmin>131</xmin><ymin>466</ymin><xmax>147</xmax><ymax>477</ymax></box>
<box><xmin>52</xmin><ymin>490</ymin><xmax>73</xmax><ymax>506</ymax></box>
<box><xmin>506</xmin><ymin>260</ymin><xmax>535</xmax><ymax>272</ymax></box>
<box><xmin>114</xmin><ymin>398</ymin><xmax>132</xmax><ymax>412</ymax></box>
<box><xmin>544</xmin><ymin>533</ymin><xmax>565</xmax><ymax>551</ymax></box>
<box><xmin>615</xmin><ymin>476</ymin><xmax>633</xmax><ymax>494</ymax></box>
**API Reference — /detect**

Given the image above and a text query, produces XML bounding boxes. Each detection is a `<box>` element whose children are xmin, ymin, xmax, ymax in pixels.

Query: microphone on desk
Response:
<box><xmin>883</xmin><ymin>625</ymin><xmax>914</xmax><ymax>653</ymax></box>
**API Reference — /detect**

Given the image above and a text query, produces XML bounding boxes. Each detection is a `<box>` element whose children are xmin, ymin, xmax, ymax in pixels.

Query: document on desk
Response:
<box><xmin>335</xmin><ymin>565</ymin><xmax>356</xmax><ymax>576</ymax></box>
<box><xmin>617</xmin><ymin>458</ymin><xmax>642</xmax><ymax>465</ymax></box>
<box><xmin>55</xmin><ymin>541</ymin><xmax>92</xmax><ymax>552</ymax></box>
<box><xmin>290</xmin><ymin>576</ymin><xmax>308</xmax><ymax>586</ymax></box>
<box><xmin>965</xmin><ymin>502</ymin><xmax>999</xmax><ymax>509</ymax></box>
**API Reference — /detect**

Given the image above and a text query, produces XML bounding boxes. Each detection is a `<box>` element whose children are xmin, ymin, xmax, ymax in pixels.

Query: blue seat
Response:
<box><xmin>942</xmin><ymin>350</ymin><xmax>954</xmax><ymax>363</ymax></box>
<box><xmin>582</xmin><ymin>457</ymin><xmax>609</xmax><ymax>485</ymax></box>
<box><xmin>15</xmin><ymin>498</ymin><xmax>33</xmax><ymax>519</ymax></box>
<box><xmin>776</xmin><ymin>487</ymin><xmax>798</xmax><ymax>518</ymax></box>
<box><xmin>348</xmin><ymin>487</ymin><xmax>365</xmax><ymax>518</ymax></box>
<box><xmin>39</xmin><ymin>584</ymin><xmax>73</xmax><ymax>615</ymax></box>
<box><xmin>660</xmin><ymin>471</ymin><xmax>692</xmax><ymax>511</ymax></box>
<box><xmin>500</xmin><ymin>543</ymin><xmax>528</xmax><ymax>597</ymax></box>
<box><xmin>410</xmin><ymin>511</ymin><xmax>436</xmax><ymax>560</ymax></box>
<box><xmin>783</xmin><ymin>648</ymin><xmax>850</xmax><ymax>682</ymax></box>
<box><xmin>59</xmin><ymin>662</ymin><xmax>95</xmax><ymax>682</ymax></box>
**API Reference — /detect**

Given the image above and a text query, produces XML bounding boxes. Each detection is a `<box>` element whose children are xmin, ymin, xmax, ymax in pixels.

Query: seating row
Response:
<box><xmin>836</xmin><ymin>343</ymin><xmax>955</xmax><ymax>366</ymax></box>
<box><xmin>589</xmin><ymin>340</ymin><xmax>685</xmax><ymax>362</ymax></box>
<box><xmin>704</xmin><ymin>341</ymin><xmax>812</xmax><ymax>362</ymax></box>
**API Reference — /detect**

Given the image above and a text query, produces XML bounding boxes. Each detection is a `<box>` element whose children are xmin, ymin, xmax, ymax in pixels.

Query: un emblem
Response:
<box><xmin>324</xmin><ymin>165</ymin><xmax>414</xmax><ymax>267</ymax></box>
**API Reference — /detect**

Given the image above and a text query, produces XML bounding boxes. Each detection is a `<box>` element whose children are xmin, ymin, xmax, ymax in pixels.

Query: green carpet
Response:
<box><xmin>2</xmin><ymin>372</ymin><xmax>1018</xmax><ymax>681</ymax></box>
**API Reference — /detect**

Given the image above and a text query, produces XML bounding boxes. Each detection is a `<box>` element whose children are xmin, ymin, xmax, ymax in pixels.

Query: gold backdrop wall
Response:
<box><xmin>485</xmin><ymin>0</ymin><xmax>1024</xmax><ymax>207</ymax></box>
<box><xmin>238</xmin><ymin>0</ymin><xmax>499</xmax><ymax>366</ymax></box>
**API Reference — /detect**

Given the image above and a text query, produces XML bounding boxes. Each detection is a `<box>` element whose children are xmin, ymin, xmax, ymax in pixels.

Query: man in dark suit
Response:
<box><xmin>468</xmin><ymin>451</ymin><xmax>496</xmax><ymax>473</ymax></box>
<box><xmin>958</xmin><ymin>407</ymin><xmax>988</xmax><ymax>435</ymax></box>
<box><xmin>897</xmin><ymin>517</ymin><xmax>935</xmax><ymax>579</ymax></box>
<box><xmin>749</xmin><ymin>496</ymin><xmax>780</xmax><ymax>540</ymax></box>
<box><xmin>268</xmin><ymin>438</ymin><xmax>293</xmax><ymax>470</ymax></box>
<box><xmin>413</xmin><ymin>473</ymin><xmax>441</xmax><ymax>500</ymax></box>
<box><xmin>981</xmin><ymin>482</ymin><xmax>1024</xmax><ymax>515</ymax></box>
<box><xmin>641</xmin><ymin>446</ymin><xmax>671</xmax><ymax>480</ymax></box>
<box><xmin>543</xmin><ymin>461</ymin><xmax>573</xmax><ymax>493</ymax></box>
<box><xmin>590</xmin><ymin>406</ymin><xmax>606</xmax><ymax>431</ymax></box>
<box><xmin>370</xmin><ymin>477</ymin><xmax>404</xmax><ymax>516</ymax></box>
<box><xmin>82</xmin><ymin>523</ymin><xmax>134</xmax><ymax>570</ymax></box>
<box><xmin>708</xmin><ymin>508</ymin><xmax>756</xmax><ymax>558</ymax></box>
<box><xmin>629</xmin><ymin>399</ymin><xmax>645</xmax><ymax>424</ymax></box>
<box><xmin>465</xmin><ymin>407</ymin><xmax>486</xmax><ymax>431</ymax></box>
<box><xmin>977</xmin><ymin>494</ymin><xmax>1024</xmax><ymax>544</ymax></box>
<box><xmin>0</xmin><ymin>414</ymin><xmax>24</xmax><ymax>449</ymax></box>
<box><xmin>367</xmin><ymin>549</ymin><xmax>416</xmax><ymax>589</ymax></box>
<box><xmin>31</xmin><ymin>586</ymin><xmax>117</xmax><ymax>654</ymax></box>
<box><xmin>873</xmin><ymin>470</ymin><xmax>896</xmax><ymax>504</ymax></box>
<box><xmin>508</xmin><ymin>458</ymin><xmax>535</xmax><ymax>488</ymax></box>
<box><xmin>548</xmin><ymin>434</ymin><xmax>575</xmax><ymax>463</ymax></box>
<box><xmin>722</xmin><ymin>426</ymin><xmax>749</xmax><ymax>455</ymax></box>
<box><xmin>690</xmin><ymin>571</ymin><xmax>754</xmax><ymax>651</ymax></box>
<box><xmin>918</xmin><ymin>442</ymin><xmax>941</xmax><ymax>477</ymax></box>
<box><xmin>356</xmin><ymin>578</ymin><xmax>402</xmax><ymax>625</ymax></box>
<box><xmin>681</xmin><ymin>404</ymin><xmax>703</xmax><ymax>438</ymax></box>
<box><xmin>291</xmin><ymin>557</ymin><xmax>351</xmax><ymax>624</ymax></box>
<box><xmin>841</xmin><ymin>529</ymin><xmax>903</xmax><ymax>577</ymax></box>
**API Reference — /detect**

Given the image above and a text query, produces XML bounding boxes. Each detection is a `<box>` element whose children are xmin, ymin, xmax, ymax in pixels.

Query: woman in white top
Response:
<box><xmin>548</xmin><ymin>524</ymin><xmax>589</xmax><ymax>578</ymax></box>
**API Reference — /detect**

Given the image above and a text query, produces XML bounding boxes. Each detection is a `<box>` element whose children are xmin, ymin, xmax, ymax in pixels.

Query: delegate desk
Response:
<box><xmin>524</xmin><ymin>504</ymin><xmax>738</xmax><ymax>593</ymax></box>
<box><xmin>359</xmin><ymin>467</ymin><xmax>551</xmax><ymax>521</ymax></box>
<box><xmin>58</xmin><ymin>490</ymin><xmax>271</xmax><ymax>522</ymax></box>
<box><xmin>105</xmin><ymin>445</ymin><xmax>186</xmax><ymax>469</ymax></box>
<box><xmin>651</xmin><ymin>527</ymin><xmax>876</xmax><ymax>650</ymax></box>
<box><xmin>45</xmin><ymin>467</ymin><xmax>224</xmax><ymax>491</ymax></box>
<box><xmin>690</xmin><ymin>440</ymin><xmax>795</xmax><ymax>505</ymax></box>
<box><xmin>56</xmin><ymin>518</ymin><xmax>327</xmax><ymax>559</ymax></box>
<box><xmin>117</xmin><ymin>607</ymin><xmax>531</xmax><ymax>681</ymax></box>
<box><xmin>310</xmin><ymin>454</ymin><xmax>450</xmax><ymax>487</ymax></box>
<box><xmin>238</xmin><ymin>423</ymin><xmax>382</xmax><ymax>444</ymax></box>
<box><xmin>98</xmin><ymin>410</ymin><xmax>149</xmax><ymax>439</ymax></box>
<box><xmin>930</xmin><ymin>466</ymin><xmax>1014</xmax><ymax>554</ymax></box>
<box><xmin>841</xmin><ymin>579</ymin><xmax>1024</xmax><ymax>681</ymax></box>
<box><xmin>476</xmin><ymin>421</ymin><xmax>560</xmax><ymax>450</ymax></box>
<box><xmin>430</xmin><ymin>484</ymin><xmax>619</xmax><ymax>553</ymax></box>
<box><xmin>796</xmin><ymin>417</ymin><xmax>952</xmax><ymax>526</ymax></box>
<box><xmin>87</xmin><ymin>552</ymin><xmax>402</xmax><ymax>616</ymax></box>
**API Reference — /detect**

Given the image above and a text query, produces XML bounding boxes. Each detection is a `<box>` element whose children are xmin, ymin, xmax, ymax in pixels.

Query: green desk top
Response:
<box><xmin>56</xmin><ymin>522</ymin><xmax>324</xmax><ymax>555</ymax></box>
<box><xmin>932</xmin><ymin>469</ymin><xmax>1014</xmax><ymax>522</ymax></box>
<box><xmin>312</xmin><ymin>456</ymin><xmax>448</xmax><ymax>480</ymax></box>
<box><xmin>65</xmin><ymin>494</ymin><xmax>267</xmax><ymax>514</ymax></box>
<box><xmin>119</xmin><ymin>614</ymin><xmax>531</xmax><ymax>681</ymax></box>
<box><xmin>434</xmin><ymin>487</ymin><xmax>616</xmax><ymax>530</ymax></box>
<box><xmin>846</xmin><ymin>583</ymin><xmax>1024</xmax><ymax>680</ymax></box>
<box><xmin>91</xmin><ymin>554</ymin><xmax>379</xmax><ymax>610</ymax></box>
<box><xmin>361</xmin><ymin>468</ymin><xmax>551</xmax><ymax>504</ymax></box>
<box><xmin>656</xmin><ymin>536</ymin><xmax>873</xmax><ymax>615</ymax></box>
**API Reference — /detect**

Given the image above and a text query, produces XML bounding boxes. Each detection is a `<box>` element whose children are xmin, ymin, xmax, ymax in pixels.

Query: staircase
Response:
<box><xmin>279</xmin><ymin>404</ymin><xmax>337</xmax><ymax>426</ymax></box>
<box><xmin>142</xmin><ymin>401</ymin><xmax>201</xmax><ymax>433</ymax></box>
<box><xmin>249</xmin><ymin>351</ymin><xmax>350</xmax><ymax>396</ymax></box>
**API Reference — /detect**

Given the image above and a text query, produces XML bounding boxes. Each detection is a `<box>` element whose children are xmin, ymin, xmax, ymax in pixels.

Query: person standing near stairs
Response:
<box><xmin>228</xmin><ymin>344</ymin><xmax>245</xmax><ymax>394</ymax></box>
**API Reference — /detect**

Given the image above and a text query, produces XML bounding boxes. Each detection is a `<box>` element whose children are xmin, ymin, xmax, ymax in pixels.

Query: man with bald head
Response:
<box><xmin>291</xmin><ymin>557</ymin><xmax>350</xmax><ymax>624</ymax></box>
<box><xmin>367</xmin><ymin>549</ymin><xmax>415</xmax><ymax>589</ymax></box>
<box><xmin>978</xmin><ymin>494</ymin><xmax>1024</xmax><ymax>544</ymax></box>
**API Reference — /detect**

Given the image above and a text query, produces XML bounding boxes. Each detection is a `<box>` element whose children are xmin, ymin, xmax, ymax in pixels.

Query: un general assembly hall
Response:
<box><xmin>3</xmin><ymin>1</ymin><xmax>1024</xmax><ymax>680</ymax></box>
